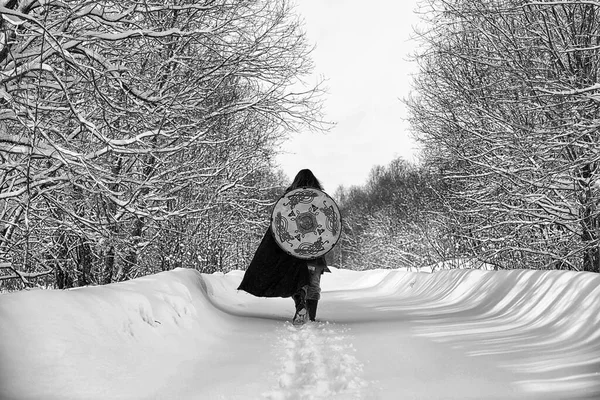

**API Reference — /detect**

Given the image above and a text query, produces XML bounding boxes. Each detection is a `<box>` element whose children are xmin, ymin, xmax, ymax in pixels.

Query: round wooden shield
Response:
<box><xmin>271</xmin><ymin>187</ymin><xmax>342</xmax><ymax>259</ymax></box>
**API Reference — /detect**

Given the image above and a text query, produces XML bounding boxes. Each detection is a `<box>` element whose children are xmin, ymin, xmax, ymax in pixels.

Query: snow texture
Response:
<box><xmin>1</xmin><ymin>266</ymin><xmax>599</xmax><ymax>399</ymax></box>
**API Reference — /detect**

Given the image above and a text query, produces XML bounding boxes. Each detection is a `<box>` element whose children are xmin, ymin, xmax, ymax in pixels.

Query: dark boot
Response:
<box><xmin>306</xmin><ymin>299</ymin><xmax>318</xmax><ymax>321</ymax></box>
<box><xmin>292</xmin><ymin>287</ymin><xmax>308</xmax><ymax>326</ymax></box>
<box><xmin>292</xmin><ymin>307</ymin><xmax>307</xmax><ymax>326</ymax></box>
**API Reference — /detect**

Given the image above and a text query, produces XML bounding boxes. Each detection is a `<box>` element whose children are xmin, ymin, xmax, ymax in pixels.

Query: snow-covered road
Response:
<box><xmin>204</xmin><ymin>270</ymin><xmax>552</xmax><ymax>400</ymax></box>
<box><xmin>1</xmin><ymin>267</ymin><xmax>599</xmax><ymax>399</ymax></box>
<box><xmin>264</xmin><ymin>322</ymin><xmax>366</xmax><ymax>399</ymax></box>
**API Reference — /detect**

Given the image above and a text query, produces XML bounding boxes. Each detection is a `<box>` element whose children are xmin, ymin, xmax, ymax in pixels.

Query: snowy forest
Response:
<box><xmin>3</xmin><ymin>0</ymin><xmax>600</xmax><ymax>291</ymax></box>
<box><xmin>338</xmin><ymin>0</ymin><xmax>600</xmax><ymax>274</ymax></box>
<box><xmin>0</xmin><ymin>0</ymin><xmax>325</xmax><ymax>290</ymax></box>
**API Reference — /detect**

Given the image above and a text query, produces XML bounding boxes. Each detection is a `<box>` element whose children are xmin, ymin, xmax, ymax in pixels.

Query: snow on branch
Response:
<box><xmin>535</xmin><ymin>83</ymin><xmax>600</xmax><ymax>96</ymax></box>
<box><xmin>82</xmin><ymin>28</ymin><xmax>212</xmax><ymax>41</ymax></box>
<box><xmin>524</xmin><ymin>1</ymin><xmax>600</xmax><ymax>8</ymax></box>
<box><xmin>0</xmin><ymin>262</ymin><xmax>53</xmax><ymax>283</ymax></box>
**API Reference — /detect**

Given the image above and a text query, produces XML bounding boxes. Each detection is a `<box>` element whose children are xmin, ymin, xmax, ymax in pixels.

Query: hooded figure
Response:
<box><xmin>238</xmin><ymin>169</ymin><xmax>330</xmax><ymax>324</ymax></box>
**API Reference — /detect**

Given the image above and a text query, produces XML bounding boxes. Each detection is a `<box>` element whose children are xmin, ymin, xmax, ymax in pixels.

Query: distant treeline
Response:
<box><xmin>328</xmin><ymin>159</ymin><xmax>444</xmax><ymax>271</ymax></box>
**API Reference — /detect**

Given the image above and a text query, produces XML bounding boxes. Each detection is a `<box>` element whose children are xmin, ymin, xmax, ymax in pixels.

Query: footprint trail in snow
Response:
<box><xmin>264</xmin><ymin>322</ymin><xmax>369</xmax><ymax>400</ymax></box>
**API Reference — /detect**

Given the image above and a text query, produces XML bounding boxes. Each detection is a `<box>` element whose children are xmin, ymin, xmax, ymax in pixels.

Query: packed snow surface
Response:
<box><xmin>1</xmin><ymin>266</ymin><xmax>599</xmax><ymax>399</ymax></box>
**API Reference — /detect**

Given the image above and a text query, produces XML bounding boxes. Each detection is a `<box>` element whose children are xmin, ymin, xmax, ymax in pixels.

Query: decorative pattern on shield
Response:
<box><xmin>271</xmin><ymin>188</ymin><xmax>342</xmax><ymax>259</ymax></box>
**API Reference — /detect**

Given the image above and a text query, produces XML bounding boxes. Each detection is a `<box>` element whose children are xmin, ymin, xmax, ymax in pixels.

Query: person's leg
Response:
<box><xmin>292</xmin><ymin>285</ymin><xmax>307</xmax><ymax>311</ymax></box>
<box><xmin>306</xmin><ymin>266</ymin><xmax>323</xmax><ymax>321</ymax></box>
<box><xmin>292</xmin><ymin>285</ymin><xmax>308</xmax><ymax>325</ymax></box>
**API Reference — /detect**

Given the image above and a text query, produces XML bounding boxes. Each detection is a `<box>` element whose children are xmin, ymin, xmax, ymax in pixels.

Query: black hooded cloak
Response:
<box><xmin>237</xmin><ymin>228</ymin><xmax>327</xmax><ymax>298</ymax></box>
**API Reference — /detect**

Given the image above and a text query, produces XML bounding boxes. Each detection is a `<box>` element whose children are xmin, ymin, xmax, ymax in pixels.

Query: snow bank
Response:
<box><xmin>406</xmin><ymin>269</ymin><xmax>600</xmax><ymax>395</ymax></box>
<box><xmin>320</xmin><ymin>267</ymin><xmax>600</xmax><ymax>397</ymax></box>
<box><xmin>0</xmin><ymin>269</ymin><xmax>237</xmax><ymax>400</ymax></box>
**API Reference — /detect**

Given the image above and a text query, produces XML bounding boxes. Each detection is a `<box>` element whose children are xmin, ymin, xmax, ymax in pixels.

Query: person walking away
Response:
<box><xmin>238</xmin><ymin>169</ymin><xmax>331</xmax><ymax>325</ymax></box>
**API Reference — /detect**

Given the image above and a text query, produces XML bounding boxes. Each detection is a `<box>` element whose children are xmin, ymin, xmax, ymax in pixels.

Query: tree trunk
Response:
<box><xmin>103</xmin><ymin>246</ymin><xmax>115</xmax><ymax>284</ymax></box>
<box><xmin>76</xmin><ymin>240</ymin><xmax>93</xmax><ymax>286</ymax></box>
<box><xmin>120</xmin><ymin>217</ymin><xmax>143</xmax><ymax>281</ymax></box>
<box><xmin>579</xmin><ymin>164</ymin><xmax>600</xmax><ymax>272</ymax></box>
<box><xmin>103</xmin><ymin>156</ymin><xmax>122</xmax><ymax>284</ymax></box>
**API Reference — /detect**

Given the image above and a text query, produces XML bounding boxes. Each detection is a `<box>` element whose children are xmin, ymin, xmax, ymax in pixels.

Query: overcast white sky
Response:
<box><xmin>276</xmin><ymin>0</ymin><xmax>422</xmax><ymax>192</ymax></box>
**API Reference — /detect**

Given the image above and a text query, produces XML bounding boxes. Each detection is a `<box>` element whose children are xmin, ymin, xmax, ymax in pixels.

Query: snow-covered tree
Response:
<box><xmin>0</xmin><ymin>0</ymin><xmax>324</xmax><ymax>288</ymax></box>
<box><xmin>408</xmin><ymin>0</ymin><xmax>600</xmax><ymax>271</ymax></box>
